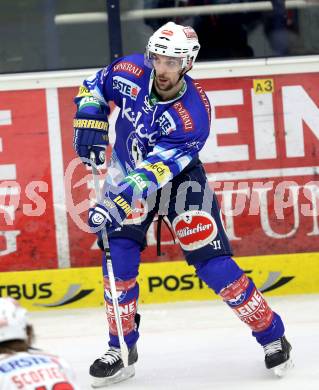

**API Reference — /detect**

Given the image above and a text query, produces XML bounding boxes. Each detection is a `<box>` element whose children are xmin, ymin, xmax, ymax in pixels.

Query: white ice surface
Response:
<box><xmin>30</xmin><ymin>294</ymin><xmax>319</xmax><ymax>390</ymax></box>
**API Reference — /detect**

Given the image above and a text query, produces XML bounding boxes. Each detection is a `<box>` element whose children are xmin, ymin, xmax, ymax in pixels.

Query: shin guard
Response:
<box><xmin>103</xmin><ymin>237</ymin><xmax>141</xmax><ymax>348</ymax></box>
<box><xmin>219</xmin><ymin>274</ymin><xmax>274</xmax><ymax>333</ymax></box>
<box><xmin>195</xmin><ymin>256</ymin><xmax>284</xmax><ymax>345</ymax></box>
<box><xmin>104</xmin><ymin>277</ymin><xmax>139</xmax><ymax>348</ymax></box>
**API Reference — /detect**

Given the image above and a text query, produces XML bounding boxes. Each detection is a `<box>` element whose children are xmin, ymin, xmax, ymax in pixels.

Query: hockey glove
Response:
<box><xmin>73</xmin><ymin>111</ymin><xmax>109</xmax><ymax>165</ymax></box>
<box><xmin>88</xmin><ymin>194</ymin><xmax>132</xmax><ymax>248</ymax></box>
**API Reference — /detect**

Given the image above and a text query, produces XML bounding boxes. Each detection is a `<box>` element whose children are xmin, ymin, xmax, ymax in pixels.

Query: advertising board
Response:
<box><xmin>0</xmin><ymin>66</ymin><xmax>318</xmax><ymax>302</ymax></box>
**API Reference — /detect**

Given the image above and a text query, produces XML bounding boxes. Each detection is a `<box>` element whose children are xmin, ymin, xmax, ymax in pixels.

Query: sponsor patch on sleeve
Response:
<box><xmin>124</xmin><ymin>173</ymin><xmax>150</xmax><ymax>191</ymax></box>
<box><xmin>78</xmin><ymin>96</ymin><xmax>101</xmax><ymax>111</ymax></box>
<box><xmin>143</xmin><ymin>162</ymin><xmax>172</xmax><ymax>184</ymax></box>
<box><xmin>76</xmin><ymin>85</ymin><xmax>93</xmax><ymax>98</ymax></box>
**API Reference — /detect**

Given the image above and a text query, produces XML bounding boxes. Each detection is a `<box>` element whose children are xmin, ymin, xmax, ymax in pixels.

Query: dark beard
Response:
<box><xmin>154</xmin><ymin>77</ymin><xmax>174</xmax><ymax>92</ymax></box>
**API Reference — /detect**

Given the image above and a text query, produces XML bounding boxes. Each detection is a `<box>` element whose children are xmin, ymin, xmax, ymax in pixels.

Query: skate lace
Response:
<box><xmin>263</xmin><ymin>339</ymin><xmax>282</xmax><ymax>356</ymax></box>
<box><xmin>99</xmin><ymin>348</ymin><xmax>121</xmax><ymax>365</ymax></box>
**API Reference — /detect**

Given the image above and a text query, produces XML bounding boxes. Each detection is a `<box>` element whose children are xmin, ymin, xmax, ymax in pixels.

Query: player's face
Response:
<box><xmin>151</xmin><ymin>53</ymin><xmax>183</xmax><ymax>92</ymax></box>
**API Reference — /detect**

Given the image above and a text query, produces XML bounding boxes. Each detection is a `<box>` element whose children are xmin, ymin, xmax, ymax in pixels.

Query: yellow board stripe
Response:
<box><xmin>0</xmin><ymin>252</ymin><xmax>318</xmax><ymax>311</ymax></box>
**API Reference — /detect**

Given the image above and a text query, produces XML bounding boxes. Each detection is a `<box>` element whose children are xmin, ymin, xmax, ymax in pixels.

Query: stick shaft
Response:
<box><xmin>90</xmin><ymin>158</ymin><xmax>129</xmax><ymax>367</ymax></box>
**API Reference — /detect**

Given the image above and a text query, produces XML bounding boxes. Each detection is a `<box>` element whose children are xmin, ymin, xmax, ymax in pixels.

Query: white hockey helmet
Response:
<box><xmin>146</xmin><ymin>21</ymin><xmax>200</xmax><ymax>69</ymax></box>
<box><xmin>0</xmin><ymin>298</ymin><xmax>28</xmax><ymax>343</ymax></box>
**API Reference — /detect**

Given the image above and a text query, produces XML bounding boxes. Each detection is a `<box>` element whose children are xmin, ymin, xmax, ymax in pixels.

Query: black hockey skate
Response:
<box><xmin>263</xmin><ymin>336</ymin><xmax>293</xmax><ymax>377</ymax></box>
<box><xmin>90</xmin><ymin>344</ymin><xmax>138</xmax><ymax>387</ymax></box>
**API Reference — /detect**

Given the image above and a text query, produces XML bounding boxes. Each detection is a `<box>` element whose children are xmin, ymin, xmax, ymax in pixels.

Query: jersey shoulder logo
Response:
<box><xmin>173</xmin><ymin>101</ymin><xmax>194</xmax><ymax>132</ymax></box>
<box><xmin>193</xmin><ymin>81</ymin><xmax>211</xmax><ymax>123</ymax></box>
<box><xmin>112</xmin><ymin>61</ymin><xmax>144</xmax><ymax>78</ymax></box>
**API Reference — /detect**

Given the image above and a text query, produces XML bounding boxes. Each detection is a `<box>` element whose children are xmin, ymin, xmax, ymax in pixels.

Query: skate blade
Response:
<box><xmin>91</xmin><ymin>365</ymin><xmax>135</xmax><ymax>388</ymax></box>
<box><xmin>272</xmin><ymin>358</ymin><xmax>294</xmax><ymax>377</ymax></box>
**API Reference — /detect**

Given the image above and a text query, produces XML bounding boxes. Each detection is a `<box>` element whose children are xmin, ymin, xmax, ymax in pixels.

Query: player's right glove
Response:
<box><xmin>73</xmin><ymin>111</ymin><xmax>109</xmax><ymax>165</ymax></box>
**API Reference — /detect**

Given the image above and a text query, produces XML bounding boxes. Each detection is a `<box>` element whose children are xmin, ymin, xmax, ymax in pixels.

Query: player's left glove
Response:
<box><xmin>88</xmin><ymin>194</ymin><xmax>132</xmax><ymax>248</ymax></box>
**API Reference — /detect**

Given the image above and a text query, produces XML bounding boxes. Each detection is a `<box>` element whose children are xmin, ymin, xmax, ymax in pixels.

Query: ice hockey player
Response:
<box><xmin>73</xmin><ymin>21</ymin><xmax>292</xmax><ymax>387</ymax></box>
<box><xmin>0</xmin><ymin>297</ymin><xmax>80</xmax><ymax>389</ymax></box>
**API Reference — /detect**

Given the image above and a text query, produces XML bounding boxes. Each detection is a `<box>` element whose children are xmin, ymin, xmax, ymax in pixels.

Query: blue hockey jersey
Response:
<box><xmin>75</xmin><ymin>53</ymin><xmax>211</xmax><ymax>207</ymax></box>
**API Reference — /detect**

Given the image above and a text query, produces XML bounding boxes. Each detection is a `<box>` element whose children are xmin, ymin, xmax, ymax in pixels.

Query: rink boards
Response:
<box><xmin>0</xmin><ymin>251</ymin><xmax>318</xmax><ymax>310</ymax></box>
<box><xmin>0</xmin><ymin>56</ymin><xmax>319</xmax><ymax>309</ymax></box>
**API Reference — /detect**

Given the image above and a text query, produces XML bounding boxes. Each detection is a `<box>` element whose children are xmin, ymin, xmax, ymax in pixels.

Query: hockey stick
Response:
<box><xmin>90</xmin><ymin>153</ymin><xmax>129</xmax><ymax>368</ymax></box>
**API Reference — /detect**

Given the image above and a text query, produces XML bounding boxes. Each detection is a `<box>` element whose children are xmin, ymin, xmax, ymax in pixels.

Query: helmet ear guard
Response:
<box><xmin>145</xmin><ymin>22</ymin><xmax>200</xmax><ymax>70</ymax></box>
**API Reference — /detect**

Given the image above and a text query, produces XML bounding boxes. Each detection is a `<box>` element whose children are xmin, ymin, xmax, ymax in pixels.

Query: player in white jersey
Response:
<box><xmin>0</xmin><ymin>297</ymin><xmax>81</xmax><ymax>390</ymax></box>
